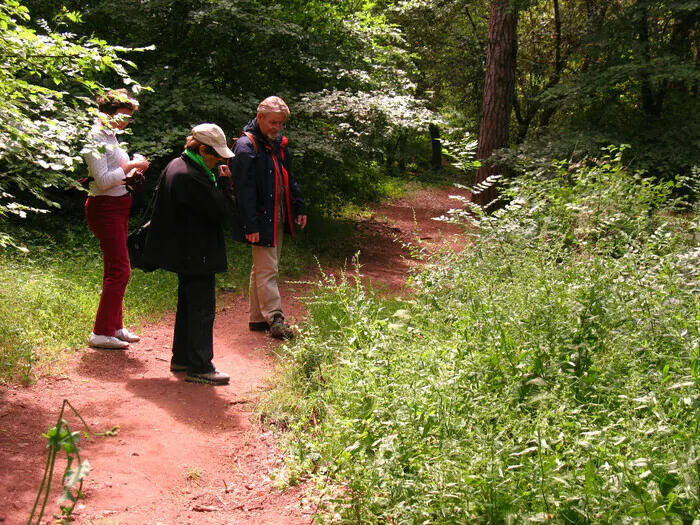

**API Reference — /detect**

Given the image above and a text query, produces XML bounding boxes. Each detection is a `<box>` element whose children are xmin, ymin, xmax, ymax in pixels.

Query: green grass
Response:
<box><xmin>0</xmin><ymin>191</ymin><xmax>368</xmax><ymax>384</ymax></box>
<box><xmin>261</xmin><ymin>149</ymin><xmax>700</xmax><ymax>523</ymax></box>
<box><xmin>0</xmin><ymin>221</ymin><xmax>179</xmax><ymax>382</ymax></box>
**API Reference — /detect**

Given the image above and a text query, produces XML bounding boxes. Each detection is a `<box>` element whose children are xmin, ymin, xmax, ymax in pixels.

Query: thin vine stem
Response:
<box><xmin>27</xmin><ymin>399</ymin><xmax>118</xmax><ymax>525</ymax></box>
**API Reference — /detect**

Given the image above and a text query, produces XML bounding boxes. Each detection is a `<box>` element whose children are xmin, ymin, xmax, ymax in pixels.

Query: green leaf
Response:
<box><xmin>58</xmin><ymin>458</ymin><xmax>90</xmax><ymax>509</ymax></box>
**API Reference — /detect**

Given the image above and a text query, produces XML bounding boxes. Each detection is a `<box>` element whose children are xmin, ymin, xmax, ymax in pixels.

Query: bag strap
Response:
<box><xmin>243</xmin><ymin>131</ymin><xmax>258</xmax><ymax>153</ymax></box>
<box><xmin>134</xmin><ymin>171</ymin><xmax>164</xmax><ymax>226</ymax></box>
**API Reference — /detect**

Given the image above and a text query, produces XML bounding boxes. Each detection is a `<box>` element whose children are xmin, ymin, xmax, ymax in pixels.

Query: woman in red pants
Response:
<box><xmin>83</xmin><ymin>89</ymin><xmax>150</xmax><ymax>349</ymax></box>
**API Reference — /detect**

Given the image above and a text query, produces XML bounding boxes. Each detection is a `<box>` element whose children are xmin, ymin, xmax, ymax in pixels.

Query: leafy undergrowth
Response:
<box><xmin>263</xmin><ymin>148</ymin><xmax>700</xmax><ymax>523</ymax></box>
<box><xmin>0</xmin><ymin>220</ymin><xmax>179</xmax><ymax>382</ymax></box>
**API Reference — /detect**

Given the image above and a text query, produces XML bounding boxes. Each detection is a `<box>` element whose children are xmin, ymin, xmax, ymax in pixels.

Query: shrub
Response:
<box><xmin>263</xmin><ymin>148</ymin><xmax>700</xmax><ymax>523</ymax></box>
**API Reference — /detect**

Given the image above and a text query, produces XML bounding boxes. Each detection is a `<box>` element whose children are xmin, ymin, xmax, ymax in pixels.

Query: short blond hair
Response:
<box><xmin>257</xmin><ymin>96</ymin><xmax>290</xmax><ymax>117</ymax></box>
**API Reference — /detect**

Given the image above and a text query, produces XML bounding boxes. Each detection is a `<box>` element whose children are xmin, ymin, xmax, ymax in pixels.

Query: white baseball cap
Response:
<box><xmin>191</xmin><ymin>123</ymin><xmax>234</xmax><ymax>158</ymax></box>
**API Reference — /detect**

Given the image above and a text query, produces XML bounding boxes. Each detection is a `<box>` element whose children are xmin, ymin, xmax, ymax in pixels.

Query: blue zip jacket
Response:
<box><xmin>229</xmin><ymin>118</ymin><xmax>306</xmax><ymax>247</ymax></box>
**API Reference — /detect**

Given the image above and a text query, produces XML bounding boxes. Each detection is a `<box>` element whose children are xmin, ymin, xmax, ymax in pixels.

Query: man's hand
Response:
<box><xmin>295</xmin><ymin>215</ymin><xmax>307</xmax><ymax>229</ymax></box>
<box><xmin>246</xmin><ymin>232</ymin><xmax>260</xmax><ymax>243</ymax></box>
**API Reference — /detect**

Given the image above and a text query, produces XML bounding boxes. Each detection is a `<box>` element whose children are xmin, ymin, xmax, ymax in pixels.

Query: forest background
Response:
<box><xmin>2</xmin><ymin>0</ymin><xmax>700</xmax><ymax>523</ymax></box>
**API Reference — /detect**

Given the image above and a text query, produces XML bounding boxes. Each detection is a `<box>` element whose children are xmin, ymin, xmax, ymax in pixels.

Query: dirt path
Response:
<box><xmin>0</xmin><ymin>186</ymin><xmax>467</xmax><ymax>525</ymax></box>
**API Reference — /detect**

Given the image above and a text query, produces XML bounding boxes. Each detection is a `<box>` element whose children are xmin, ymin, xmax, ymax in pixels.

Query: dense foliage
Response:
<box><xmin>509</xmin><ymin>0</ymin><xmax>700</xmax><ymax>181</ymax></box>
<box><xmin>264</xmin><ymin>149</ymin><xmax>700</xmax><ymax>522</ymax></box>
<box><xmin>2</xmin><ymin>0</ymin><xmax>698</xmax><ymax>225</ymax></box>
<box><xmin>0</xmin><ymin>0</ymin><xmax>149</xmax><ymax>247</ymax></box>
<box><xmin>1</xmin><ymin>0</ymin><xmax>699</xmax><ymax>519</ymax></box>
<box><xmin>388</xmin><ymin>0</ymin><xmax>700</xmax><ymax>185</ymax></box>
<box><xmin>0</xmin><ymin>0</ymin><xmax>442</xmax><ymax>225</ymax></box>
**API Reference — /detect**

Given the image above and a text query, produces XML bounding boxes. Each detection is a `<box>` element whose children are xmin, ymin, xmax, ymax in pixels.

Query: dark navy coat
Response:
<box><xmin>229</xmin><ymin>119</ymin><xmax>306</xmax><ymax>247</ymax></box>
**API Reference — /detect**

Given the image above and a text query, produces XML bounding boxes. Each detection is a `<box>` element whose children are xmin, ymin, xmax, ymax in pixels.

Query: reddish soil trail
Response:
<box><xmin>0</xmin><ymin>186</ymin><xmax>467</xmax><ymax>525</ymax></box>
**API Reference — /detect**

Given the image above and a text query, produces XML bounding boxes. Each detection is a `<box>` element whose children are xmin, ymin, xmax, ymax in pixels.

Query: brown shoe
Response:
<box><xmin>269</xmin><ymin>314</ymin><xmax>294</xmax><ymax>340</ymax></box>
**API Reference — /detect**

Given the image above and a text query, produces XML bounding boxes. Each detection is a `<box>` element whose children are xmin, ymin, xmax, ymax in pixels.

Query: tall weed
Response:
<box><xmin>264</xmin><ymin>149</ymin><xmax>700</xmax><ymax>522</ymax></box>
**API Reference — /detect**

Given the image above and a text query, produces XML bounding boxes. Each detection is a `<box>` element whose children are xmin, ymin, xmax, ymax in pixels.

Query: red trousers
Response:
<box><xmin>85</xmin><ymin>194</ymin><xmax>132</xmax><ymax>336</ymax></box>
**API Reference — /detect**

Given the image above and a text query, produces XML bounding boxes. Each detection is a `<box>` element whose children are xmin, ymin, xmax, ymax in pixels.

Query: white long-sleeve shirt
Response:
<box><xmin>83</xmin><ymin>125</ymin><xmax>130</xmax><ymax>197</ymax></box>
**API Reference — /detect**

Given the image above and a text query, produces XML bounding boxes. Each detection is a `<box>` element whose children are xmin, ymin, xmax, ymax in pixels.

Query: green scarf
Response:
<box><xmin>183</xmin><ymin>149</ymin><xmax>217</xmax><ymax>186</ymax></box>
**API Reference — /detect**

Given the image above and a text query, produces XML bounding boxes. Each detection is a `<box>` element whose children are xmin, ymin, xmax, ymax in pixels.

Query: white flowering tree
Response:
<box><xmin>0</xmin><ymin>0</ymin><xmax>147</xmax><ymax>247</ymax></box>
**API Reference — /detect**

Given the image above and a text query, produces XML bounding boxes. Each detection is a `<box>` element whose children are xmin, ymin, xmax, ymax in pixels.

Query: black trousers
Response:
<box><xmin>172</xmin><ymin>273</ymin><xmax>216</xmax><ymax>374</ymax></box>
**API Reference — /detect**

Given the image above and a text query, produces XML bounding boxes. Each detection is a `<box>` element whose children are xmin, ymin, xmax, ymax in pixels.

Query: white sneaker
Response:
<box><xmin>89</xmin><ymin>332</ymin><xmax>129</xmax><ymax>350</ymax></box>
<box><xmin>115</xmin><ymin>328</ymin><xmax>141</xmax><ymax>343</ymax></box>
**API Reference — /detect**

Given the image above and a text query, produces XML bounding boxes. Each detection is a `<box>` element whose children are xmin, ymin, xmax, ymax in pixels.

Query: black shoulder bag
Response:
<box><xmin>127</xmin><ymin>173</ymin><xmax>162</xmax><ymax>272</ymax></box>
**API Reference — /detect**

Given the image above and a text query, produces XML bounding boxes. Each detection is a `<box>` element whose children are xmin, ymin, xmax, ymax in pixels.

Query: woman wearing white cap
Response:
<box><xmin>142</xmin><ymin>124</ymin><xmax>235</xmax><ymax>385</ymax></box>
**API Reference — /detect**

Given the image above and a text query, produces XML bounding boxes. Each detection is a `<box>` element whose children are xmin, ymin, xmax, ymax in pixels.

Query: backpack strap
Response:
<box><xmin>243</xmin><ymin>131</ymin><xmax>258</xmax><ymax>153</ymax></box>
<box><xmin>227</xmin><ymin>131</ymin><xmax>259</xmax><ymax>153</ymax></box>
<box><xmin>280</xmin><ymin>136</ymin><xmax>292</xmax><ymax>175</ymax></box>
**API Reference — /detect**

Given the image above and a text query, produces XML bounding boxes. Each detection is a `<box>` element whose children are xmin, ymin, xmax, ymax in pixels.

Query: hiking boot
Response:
<box><xmin>269</xmin><ymin>314</ymin><xmax>294</xmax><ymax>340</ymax></box>
<box><xmin>169</xmin><ymin>361</ymin><xmax>188</xmax><ymax>373</ymax></box>
<box><xmin>115</xmin><ymin>328</ymin><xmax>141</xmax><ymax>343</ymax></box>
<box><xmin>249</xmin><ymin>321</ymin><xmax>270</xmax><ymax>332</ymax></box>
<box><xmin>185</xmin><ymin>369</ymin><xmax>230</xmax><ymax>385</ymax></box>
<box><xmin>89</xmin><ymin>332</ymin><xmax>129</xmax><ymax>350</ymax></box>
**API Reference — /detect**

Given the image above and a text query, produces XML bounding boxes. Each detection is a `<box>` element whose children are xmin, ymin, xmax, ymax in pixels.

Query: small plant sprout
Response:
<box><xmin>185</xmin><ymin>466</ymin><xmax>205</xmax><ymax>485</ymax></box>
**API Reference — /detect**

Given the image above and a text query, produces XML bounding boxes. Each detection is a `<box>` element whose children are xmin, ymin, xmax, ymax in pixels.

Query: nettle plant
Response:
<box><xmin>270</xmin><ymin>147</ymin><xmax>700</xmax><ymax>523</ymax></box>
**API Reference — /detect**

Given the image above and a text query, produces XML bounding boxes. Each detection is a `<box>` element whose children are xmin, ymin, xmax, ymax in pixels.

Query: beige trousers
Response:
<box><xmin>249</xmin><ymin>232</ymin><xmax>284</xmax><ymax>324</ymax></box>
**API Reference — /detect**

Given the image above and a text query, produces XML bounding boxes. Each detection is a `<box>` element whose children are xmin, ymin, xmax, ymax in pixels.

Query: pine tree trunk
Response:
<box><xmin>475</xmin><ymin>0</ymin><xmax>518</xmax><ymax>209</ymax></box>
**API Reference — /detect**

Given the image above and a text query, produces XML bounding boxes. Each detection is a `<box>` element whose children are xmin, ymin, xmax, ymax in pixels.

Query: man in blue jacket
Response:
<box><xmin>143</xmin><ymin>123</ymin><xmax>235</xmax><ymax>384</ymax></box>
<box><xmin>230</xmin><ymin>97</ymin><xmax>307</xmax><ymax>339</ymax></box>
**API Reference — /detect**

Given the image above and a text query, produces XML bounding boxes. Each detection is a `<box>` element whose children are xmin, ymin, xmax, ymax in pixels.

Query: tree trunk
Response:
<box><xmin>429</xmin><ymin>123</ymin><xmax>442</xmax><ymax>171</ymax></box>
<box><xmin>539</xmin><ymin>0</ymin><xmax>563</xmax><ymax>130</ymax></box>
<box><xmin>637</xmin><ymin>4</ymin><xmax>665</xmax><ymax>118</ymax></box>
<box><xmin>475</xmin><ymin>0</ymin><xmax>518</xmax><ymax>209</ymax></box>
<box><xmin>385</xmin><ymin>133</ymin><xmax>407</xmax><ymax>176</ymax></box>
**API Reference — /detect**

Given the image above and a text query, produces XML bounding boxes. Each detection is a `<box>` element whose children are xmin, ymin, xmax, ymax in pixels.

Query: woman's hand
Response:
<box><xmin>123</xmin><ymin>168</ymin><xmax>146</xmax><ymax>192</ymax></box>
<box><xmin>122</xmin><ymin>153</ymin><xmax>150</xmax><ymax>174</ymax></box>
<box><xmin>218</xmin><ymin>164</ymin><xmax>231</xmax><ymax>179</ymax></box>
